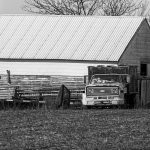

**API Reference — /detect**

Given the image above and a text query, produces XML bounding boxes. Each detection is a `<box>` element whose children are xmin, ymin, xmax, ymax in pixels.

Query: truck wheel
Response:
<box><xmin>81</xmin><ymin>105</ymin><xmax>87</xmax><ymax>109</ymax></box>
<box><xmin>87</xmin><ymin>106</ymin><xmax>92</xmax><ymax>109</ymax></box>
<box><xmin>81</xmin><ymin>105</ymin><xmax>92</xmax><ymax>109</ymax></box>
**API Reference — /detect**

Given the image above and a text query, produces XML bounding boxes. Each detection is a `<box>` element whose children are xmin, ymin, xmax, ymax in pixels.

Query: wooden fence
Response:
<box><xmin>0</xmin><ymin>74</ymin><xmax>85</xmax><ymax>109</ymax></box>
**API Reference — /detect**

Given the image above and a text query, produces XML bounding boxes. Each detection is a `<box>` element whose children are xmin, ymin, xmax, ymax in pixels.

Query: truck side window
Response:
<box><xmin>140</xmin><ymin>63</ymin><xmax>147</xmax><ymax>76</ymax></box>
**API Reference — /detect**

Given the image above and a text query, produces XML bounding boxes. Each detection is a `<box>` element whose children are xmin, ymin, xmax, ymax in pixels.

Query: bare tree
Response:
<box><xmin>23</xmin><ymin>0</ymin><xmax>142</xmax><ymax>16</ymax></box>
<box><xmin>137</xmin><ymin>0</ymin><xmax>150</xmax><ymax>20</ymax></box>
<box><xmin>98</xmin><ymin>0</ymin><xmax>142</xmax><ymax>16</ymax></box>
<box><xmin>23</xmin><ymin>0</ymin><xmax>102</xmax><ymax>15</ymax></box>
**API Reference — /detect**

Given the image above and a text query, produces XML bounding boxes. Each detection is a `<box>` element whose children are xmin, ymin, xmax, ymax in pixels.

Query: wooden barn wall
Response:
<box><xmin>119</xmin><ymin>20</ymin><xmax>150</xmax><ymax>76</ymax></box>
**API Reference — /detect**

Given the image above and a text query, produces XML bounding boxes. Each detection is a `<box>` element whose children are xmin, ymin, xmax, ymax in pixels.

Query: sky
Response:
<box><xmin>0</xmin><ymin>0</ymin><xmax>27</xmax><ymax>14</ymax></box>
<box><xmin>0</xmin><ymin>0</ymin><xmax>150</xmax><ymax>15</ymax></box>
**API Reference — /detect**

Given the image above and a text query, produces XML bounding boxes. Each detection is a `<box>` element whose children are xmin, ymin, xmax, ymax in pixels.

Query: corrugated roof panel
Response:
<box><xmin>50</xmin><ymin>17</ymin><xmax>88</xmax><ymax>59</ymax></box>
<box><xmin>0</xmin><ymin>16</ymin><xmax>12</xmax><ymax>54</ymax></box>
<box><xmin>56</xmin><ymin>17</ymin><xmax>84</xmax><ymax>59</ymax></box>
<box><xmin>47</xmin><ymin>17</ymin><xmax>91</xmax><ymax>59</ymax></box>
<box><xmin>107</xmin><ymin>18</ymin><xmax>134</xmax><ymax>61</ymax></box>
<box><xmin>83</xmin><ymin>18</ymin><xmax>108</xmax><ymax>60</ymax></box>
<box><xmin>21</xmin><ymin>17</ymin><xmax>48</xmax><ymax>59</ymax></box>
<box><xmin>96</xmin><ymin>18</ymin><xmax>133</xmax><ymax>61</ymax></box>
<box><xmin>95</xmin><ymin>18</ymin><xmax>121</xmax><ymax>61</ymax></box>
<box><xmin>0</xmin><ymin>16</ymin><xmax>12</xmax><ymax>35</ymax></box>
<box><xmin>37</xmin><ymin>17</ymin><xmax>72</xmax><ymax>59</ymax></box>
<box><xmin>60</xmin><ymin>17</ymin><xmax>96</xmax><ymax>60</ymax></box>
<box><xmin>21</xmin><ymin>17</ymin><xmax>49</xmax><ymax>59</ymax></box>
<box><xmin>69</xmin><ymin>17</ymin><xmax>96</xmax><ymax>60</ymax></box>
<box><xmin>46</xmin><ymin>16</ymin><xmax>73</xmax><ymax>59</ymax></box>
<box><xmin>34</xmin><ymin>16</ymin><xmax>61</xmax><ymax>59</ymax></box>
<box><xmin>83</xmin><ymin>18</ymin><xmax>119</xmax><ymax>61</ymax></box>
<box><xmin>109</xmin><ymin>18</ymin><xmax>143</xmax><ymax>61</ymax></box>
<box><xmin>2</xmin><ymin>17</ymin><xmax>28</xmax><ymax>58</ymax></box>
<box><xmin>0</xmin><ymin>15</ymin><xmax>145</xmax><ymax>62</ymax></box>
<box><xmin>104</xmin><ymin>18</ymin><xmax>134</xmax><ymax>61</ymax></box>
<box><xmin>10</xmin><ymin>16</ymin><xmax>37</xmax><ymax>58</ymax></box>
<box><xmin>58</xmin><ymin>17</ymin><xmax>84</xmax><ymax>59</ymax></box>
<box><xmin>0</xmin><ymin>16</ymin><xmax>23</xmax><ymax>56</ymax></box>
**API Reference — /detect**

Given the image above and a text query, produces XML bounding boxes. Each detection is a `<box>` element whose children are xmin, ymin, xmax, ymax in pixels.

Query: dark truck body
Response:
<box><xmin>82</xmin><ymin>65</ymin><xmax>138</xmax><ymax>108</ymax></box>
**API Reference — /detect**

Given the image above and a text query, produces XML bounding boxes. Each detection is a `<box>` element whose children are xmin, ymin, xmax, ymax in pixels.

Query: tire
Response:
<box><xmin>87</xmin><ymin>106</ymin><xmax>92</xmax><ymax>109</ymax></box>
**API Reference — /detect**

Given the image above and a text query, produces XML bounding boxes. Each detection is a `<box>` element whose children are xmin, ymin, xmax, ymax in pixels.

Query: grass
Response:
<box><xmin>0</xmin><ymin>109</ymin><xmax>150</xmax><ymax>150</ymax></box>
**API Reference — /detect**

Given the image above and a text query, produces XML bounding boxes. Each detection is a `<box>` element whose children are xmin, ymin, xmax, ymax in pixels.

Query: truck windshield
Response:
<box><xmin>90</xmin><ymin>74</ymin><xmax>127</xmax><ymax>84</ymax></box>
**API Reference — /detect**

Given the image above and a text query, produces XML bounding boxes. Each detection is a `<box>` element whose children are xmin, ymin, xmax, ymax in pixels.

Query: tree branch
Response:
<box><xmin>23</xmin><ymin>0</ymin><xmax>143</xmax><ymax>16</ymax></box>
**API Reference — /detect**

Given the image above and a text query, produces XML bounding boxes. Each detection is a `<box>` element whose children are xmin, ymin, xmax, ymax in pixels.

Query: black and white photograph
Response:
<box><xmin>0</xmin><ymin>0</ymin><xmax>150</xmax><ymax>149</ymax></box>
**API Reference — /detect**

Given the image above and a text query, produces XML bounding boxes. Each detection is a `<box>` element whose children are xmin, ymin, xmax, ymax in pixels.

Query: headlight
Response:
<box><xmin>111</xmin><ymin>88</ymin><xmax>119</xmax><ymax>94</ymax></box>
<box><xmin>113</xmin><ymin>96</ymin><xmax>120</xmax><ymax>100</ymax></box>
<box><xmin>87</xmin><ymin>101</ymin><xmax>93</xmax><ymax>105</ymax></box>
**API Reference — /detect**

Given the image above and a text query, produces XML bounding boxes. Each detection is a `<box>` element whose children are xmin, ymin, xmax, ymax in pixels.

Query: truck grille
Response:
<box><xmin>86</xmin><ymin>86</ymin><xmax>119</xmax><ymax>96</ymax></box>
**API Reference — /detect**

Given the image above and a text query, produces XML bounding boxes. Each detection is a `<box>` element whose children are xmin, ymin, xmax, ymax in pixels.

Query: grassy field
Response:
<box><xmin>0</xmin><ymin>109</ymin><xmax>150</xmax><ymax>150</ymax></box>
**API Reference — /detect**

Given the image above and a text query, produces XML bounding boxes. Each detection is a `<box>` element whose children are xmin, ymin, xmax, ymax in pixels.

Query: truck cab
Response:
<box><xmin>81</xmin><ymin>65</ymin><xmax>138</xmax><ymax>108</ymax></box>
<box><xmin>82</xmin><ymin>74</ymin><xmax>128</xmax><ymax>108</ymax></box>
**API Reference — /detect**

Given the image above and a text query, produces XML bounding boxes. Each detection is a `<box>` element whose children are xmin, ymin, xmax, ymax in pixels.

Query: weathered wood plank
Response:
<box><xmin>141</xmin><ymin>80</ymin><xmax>147</xmax><ymax>106</ymax></box>
<box><xmin>146</xmin><ymin>80</ymin><xmax>150</xmax><ymax>105</ymax></box>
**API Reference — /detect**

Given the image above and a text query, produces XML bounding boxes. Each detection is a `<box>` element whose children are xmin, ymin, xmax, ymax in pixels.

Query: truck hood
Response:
<box><xmin>87</xmin><ymin>82</ymin><xmax>124</xmax><ymax>89</ymax></box>
<box><xmin>88</xmin><ymin>82</ymin><xmax>119</xmax><ymax>86</ymax></box>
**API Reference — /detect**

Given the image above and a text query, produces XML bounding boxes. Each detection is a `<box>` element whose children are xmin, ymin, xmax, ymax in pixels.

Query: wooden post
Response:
<box><xmin>141</xmin><ymin>79</ymin><xmax>146</xmax><ymax>107</ymax></box>
<box><xmin>55</xmin><ymin>84</ymin><xmax>70</xmax><ymax>109</ymax></box>
<box><xmin>13</xmin><ymin>99</ymin><xmax>16</xmax><ymax>110</ymax></box>
<box><xmin>6</xmin><ymin>70</ymin><xmax>11</xmax><ymax>84</ymax></box>
<box><xmin>139</xmin><ymin>79</ymin><xmax>142</xmax><ymax>107</ymax></box>
<box><xmin>37</xmin><ymin>95</ymin><xmax>39</xmax><ymax>109</ymax></box>
<box><xmin>1</xmin><ymin>99</ymin><xmax>5</xmax><ymax>110</ymax></box>
<box><xmin>61</xmin><ymin>85</ymin><xmax>64</xmax><ymax>108</ymax></box>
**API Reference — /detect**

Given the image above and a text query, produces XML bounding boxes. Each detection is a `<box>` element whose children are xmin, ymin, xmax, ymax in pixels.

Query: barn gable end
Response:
<box><xmin>119</xmin><ymin>19</ymin><xmax>150</xmax><ymax>76</ymax></box>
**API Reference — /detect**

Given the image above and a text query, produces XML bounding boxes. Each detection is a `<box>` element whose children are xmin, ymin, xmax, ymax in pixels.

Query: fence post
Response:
<box><xmin>56</xmin><ymin>84</ymin><xmax>70</xmax><ymax>109</ymax></box>
<box><xmin>1</xmin><ymin>99</ymin><xmax>5</xmax><ymax>110</ymax></box>
<box><xmin>136</xmin><ymin>79</ymin><xmax>141</xmax><ymax>108</ymax></box>
<box><xmin>61</xmin><ymin>85</ymin><xmax>64</xmax><ymax>108</ymax></box>
<box><xmin>62</xmin><ymin>86</ymin><xmax>70</xmax><ymax>109</ymax></box>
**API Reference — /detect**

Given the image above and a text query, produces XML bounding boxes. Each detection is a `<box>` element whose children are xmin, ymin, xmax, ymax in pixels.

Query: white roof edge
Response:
<box><xmin>0</xmin><ymin>14</ymin><xmax>146</xmax><ymax>19</ymax></box>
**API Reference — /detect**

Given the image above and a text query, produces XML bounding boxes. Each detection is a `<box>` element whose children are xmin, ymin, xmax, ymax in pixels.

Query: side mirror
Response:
<box><xmin>120</xmin><ymin>90</ymin><xmax>124</xmax><ymax>93</ymax></box>
<box><xmin>126</xmin><ymin>75</ymin><xmax>130</xmax><ymax>83</ymax></box>
<box><xmin>123</xmin><ymin>88</ymin><xmax>127</xmax><ymax>94</ymax></box>
<box><xmin>84</xmin><ymin>75</ymin><xmax>88</xmax><ymax>85</ymax></box>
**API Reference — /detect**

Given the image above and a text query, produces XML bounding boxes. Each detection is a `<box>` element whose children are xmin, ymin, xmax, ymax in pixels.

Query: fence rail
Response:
<box><xmin>0</xmin><ymin>84</ymin><xmax>85</xmax><ymax>109</ymax></box>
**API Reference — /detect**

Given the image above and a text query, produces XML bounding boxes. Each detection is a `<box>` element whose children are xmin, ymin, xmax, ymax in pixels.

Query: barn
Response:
<box><xmin>0</xmin><ymin>15</ymin><xmax>150</xmax><ymax>76</ymax></box>
<box><xmin>0</xmin><ymin>15</ymin><xmax>150</xmax><ymax>107</ymax></box>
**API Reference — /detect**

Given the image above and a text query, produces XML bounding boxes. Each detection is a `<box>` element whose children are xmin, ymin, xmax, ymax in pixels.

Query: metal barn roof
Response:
<box><xmin>0</xmin><ymin>15</ymin><xmax>145</xmax><ymax>62</ymax></box>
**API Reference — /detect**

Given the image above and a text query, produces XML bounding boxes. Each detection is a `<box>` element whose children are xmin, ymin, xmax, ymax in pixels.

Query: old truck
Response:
<box><xmin>82</xmin><ymin>65</ymin><xmax>138</xmax><ymax>108</ymax></box>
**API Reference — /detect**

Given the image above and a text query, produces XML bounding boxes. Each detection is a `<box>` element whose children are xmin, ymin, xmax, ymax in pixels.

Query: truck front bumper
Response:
<box><xmin>85</xmin><ymin>99</ymin><xmax>124</xmax><ymax>106</ymax></box>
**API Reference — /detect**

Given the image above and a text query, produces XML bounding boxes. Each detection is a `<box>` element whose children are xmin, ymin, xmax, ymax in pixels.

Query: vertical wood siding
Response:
<box><xmin>119</xmin><ymin>20</ymin><xmax>150</xmax><ymax>76</ymax></box>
